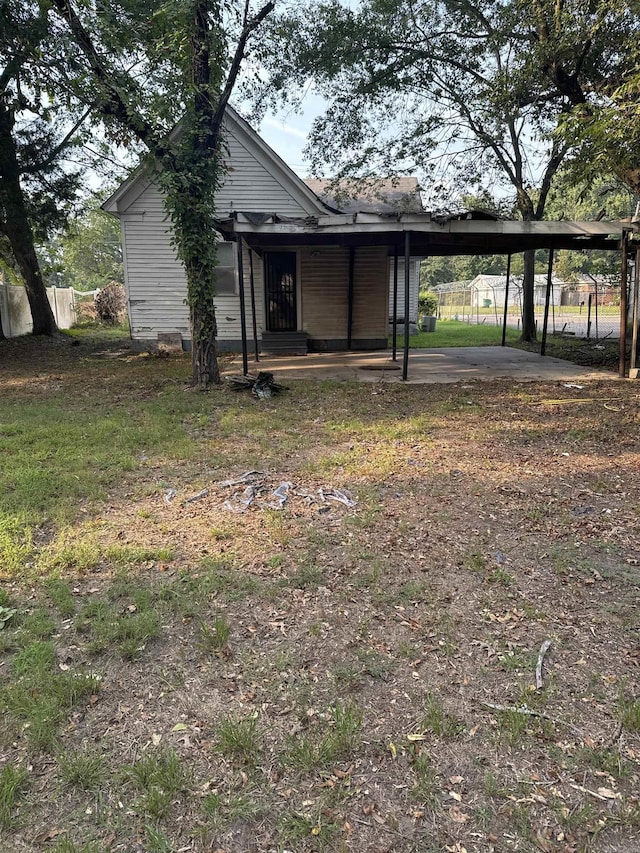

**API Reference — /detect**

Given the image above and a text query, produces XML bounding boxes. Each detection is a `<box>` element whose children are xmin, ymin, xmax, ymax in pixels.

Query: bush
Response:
<box><xmin>94</xmin><ymin>282</ymin><xmax>126</xmax><ymax>324</ymax></box>
<box><xmin>418</xmin><ymin>290</ymin><xmax>438</xmax><ymax>317</ymax></box>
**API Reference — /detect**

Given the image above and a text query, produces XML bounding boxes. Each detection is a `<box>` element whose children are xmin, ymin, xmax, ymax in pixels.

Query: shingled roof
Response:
<box><xmin>304</xmin><ymin>177</ymin><xmax>424</xmax><ymax>214</ymax></box>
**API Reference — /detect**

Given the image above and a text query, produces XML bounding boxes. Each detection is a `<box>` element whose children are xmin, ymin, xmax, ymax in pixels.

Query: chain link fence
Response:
<box><xmin>433</xmin><ymin>276</ymin><xmax>621</xmax><ymax>340</ymax></box>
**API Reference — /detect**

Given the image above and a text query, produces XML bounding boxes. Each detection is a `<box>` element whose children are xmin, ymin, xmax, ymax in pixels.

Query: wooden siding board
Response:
<box><xmin>300</xmin><ymin>247</ymin><xmax>349</xmax><ymax>338</ymax></box>
<box><xmin>353</xmin><ymin>247</ymin><xmax>389</xmax><ymax>339</ymax></box>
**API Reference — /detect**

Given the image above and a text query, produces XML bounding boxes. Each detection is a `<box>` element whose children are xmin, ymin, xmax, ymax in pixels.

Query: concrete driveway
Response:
<box><xmin>227</xmin><ymin>346</ymin><xmax>613</xmax><ymax>384</ymax></box>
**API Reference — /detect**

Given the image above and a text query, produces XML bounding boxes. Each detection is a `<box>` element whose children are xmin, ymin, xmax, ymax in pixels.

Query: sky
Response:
<box><xmin>259</xmin><ymin>113</ymin><xmax>310</xmax><ymax>175</ymax></box>
<box><xmin>257</xmin><ymin>95</ymin><xmax>328</xmax><ymax>177</ymax></box>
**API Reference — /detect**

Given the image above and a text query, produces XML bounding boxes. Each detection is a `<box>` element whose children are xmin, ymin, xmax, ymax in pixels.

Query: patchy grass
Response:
<box><xmin>394</xmin><ymin>318</ymin><xmax>520</xmax><ymax>348</ymax></box>
<box><xmin>0</xmin><ymin>764</ymin><xmax>28</xmax><ymax>828</ymax></box>
<box><xmin>1</xmin><ymin>330</ymin><xmax>640</xmax><ymax>851</ymax></box>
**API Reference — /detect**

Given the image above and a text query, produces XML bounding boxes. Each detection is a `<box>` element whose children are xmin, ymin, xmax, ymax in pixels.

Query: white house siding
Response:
<box><xmin>122</xmin><ymin>203</ymin><xmax>264</xmax><ymax>348</ymax></box>
<box><xmin>388</xmin><ymin>258</ymin><xmax>420</xmax><ymax>322</ymax></box>
<box><xmin>120</xmin><ymin>189</ymin><xmax>190</xmax><ymax>341</ymax></box>
<box><xmin>117</xmin><ymin>118</ymin><xmax>313</xmax><ymax>348</ymax></box>
<box><xmin>217</xmin><ymin>131</ymin><xmax>312</xmax><ymax>217</ymax></box>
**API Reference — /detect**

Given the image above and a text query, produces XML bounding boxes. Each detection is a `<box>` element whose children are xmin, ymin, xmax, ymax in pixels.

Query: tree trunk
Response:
<box><xmin>0</xmin><ymin>105</ymin><xmax>57</xmax><ymax>336</ymax></box>
<box><xmin>520</xmin><ymin>249</ymin><xmax>537</xmax><ymax>341</ymax></box>
<box><xmin>162</xmin><ymin>167</ymin><xmax>222</xmax><ymax>388</ymax></box>
<box><xmin>189</xmin><ymin>267</ymin><xmax>221</xmax><ymax>387</ymax></box>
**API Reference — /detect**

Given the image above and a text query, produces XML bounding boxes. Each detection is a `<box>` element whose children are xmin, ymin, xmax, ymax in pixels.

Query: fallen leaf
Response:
<box><xmin>34</xmin><ymin>829</ymin><xmax>63</xmax><ymax>843</ymax></box>
<box><xmin>151</xmin><ymin>733</ymin><xmax>162</xmax><ymax>746</ymax></box>
<box><xmin>448</xmin><ymin>805</ymin><xmax>470</xmax><ymax>823</ymax></box>
<box><xmin>597</xmin><ymin>787</ymin><xmax>621</xmax><ymax>800</ymax></box>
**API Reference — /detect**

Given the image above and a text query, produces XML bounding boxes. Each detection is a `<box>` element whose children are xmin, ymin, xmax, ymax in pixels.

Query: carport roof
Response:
<box><xmin>219</xmin><ymin>211</ymin><xmax>638</xmax><ymax>254</ymax></box>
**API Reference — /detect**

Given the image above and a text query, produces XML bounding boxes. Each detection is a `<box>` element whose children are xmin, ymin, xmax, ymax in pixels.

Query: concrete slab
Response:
<box><xmin>225</xmin><ymin>346</ymin><xmax>613</xmax><ymax>384</ymax></box>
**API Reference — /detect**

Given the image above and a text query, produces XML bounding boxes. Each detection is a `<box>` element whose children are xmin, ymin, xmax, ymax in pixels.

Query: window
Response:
<box><xmin>215</xmin><ymin>241</ymin><xmax>237</xmax><ymax>296</ymax></box>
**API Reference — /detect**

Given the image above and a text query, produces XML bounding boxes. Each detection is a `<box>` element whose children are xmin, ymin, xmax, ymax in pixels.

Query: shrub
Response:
<box><xmin>418</xmin><ymin>290</ymin><xmax>438</xmax><ymax>317</ymax></box>
<box><xmin>94</xmin><ymin>282</ymin><xmax>126</xmax><ymax>324</ymax></box>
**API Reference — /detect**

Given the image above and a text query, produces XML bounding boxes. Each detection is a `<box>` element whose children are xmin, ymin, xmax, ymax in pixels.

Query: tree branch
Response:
<box><xmin>48</xmin><ymin>0</ymin><xmax>165</xmax><ymax>158</ymax></box>
<box><xmin>209</xmin><ymin>1</ymin><xmax>275</xmax><ymax>143</ymax></box>
<box><xmin>22</xmin><ymin>108</ymin><xmax>92</xmax><ymax>174</ymax></box>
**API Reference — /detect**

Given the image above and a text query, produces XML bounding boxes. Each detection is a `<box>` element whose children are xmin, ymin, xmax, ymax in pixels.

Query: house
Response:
<box><xmin>103</xmin><ymin>108</ymin><xmax>632</xmax><ymax>361</ymax></box>
<box><xmin>103</xmin><ymin>107</ymin><xmax>416</xmax><ymax>354</ymax></box>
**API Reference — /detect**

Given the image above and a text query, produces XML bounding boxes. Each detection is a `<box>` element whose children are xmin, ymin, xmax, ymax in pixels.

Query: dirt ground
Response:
<box><xmin>1</xmin><ymin>332</ymin><xmax>639</xmax><ymax>853</ymax></box>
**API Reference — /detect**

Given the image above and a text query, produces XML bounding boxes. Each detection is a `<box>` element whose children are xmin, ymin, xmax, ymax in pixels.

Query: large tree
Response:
<box><xmin>0</xmin><ymin>1</ymin><xmax>84</xmax><ymax>335</ymax></box>
<box><xmin>262</xmin><ymin>0</ymin><xmax>630</xmax><ymax>340</ymax></box>
<box><xmin>525</xmin><ymin>0</ymin><xmax>640</xmax><ymax>194</ymax></box>
<box><xmin>47</xmin><ymin>0</ymin><xmax>273</xmax><ymax>386</ymax></box>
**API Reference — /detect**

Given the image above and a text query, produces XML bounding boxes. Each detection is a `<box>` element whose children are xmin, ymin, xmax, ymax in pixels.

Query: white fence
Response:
<box><xmin>0</xmin><ymin>283</ymin><xmax>79</xmax><ymax>337</ymax></box>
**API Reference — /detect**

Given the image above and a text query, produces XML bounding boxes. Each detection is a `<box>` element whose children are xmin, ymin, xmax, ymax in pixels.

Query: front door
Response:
<box><xmin>265</xmin><ymin>251</ymin><xmax>297</xmax><ymax>332</ymax></box>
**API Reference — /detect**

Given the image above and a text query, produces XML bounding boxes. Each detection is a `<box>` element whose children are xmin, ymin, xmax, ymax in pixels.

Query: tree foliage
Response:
<box><xmin>0</xmin><ymin>0</ymin><xmax>86</xmax><ymax>334</ymax></box>
<box><xmin>44</xmin><ymin>201</ymin><xmax>123</xmax><ymax>292</ymax></box>
<box><xmin>263</xmin><ymin>0</ymin><xmax>637</xmax><ymax>340</ymax></box>
<box><xmin>524</xmin><ymin>0</ymin><xmax>640</xmax><ymax>194</ymax></box>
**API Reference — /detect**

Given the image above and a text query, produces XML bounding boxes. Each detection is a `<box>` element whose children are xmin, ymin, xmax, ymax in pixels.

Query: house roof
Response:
<box><xmin>434</xmin><ymin>274</ymin><xmax>565</xmax><ymax>292</ymax></box>
<box><xmin>304</xmin><ymin>177</ymin><xmax>424</xmax><ymax>214</ymax></box>
<box><xmin>102</xmin><ymin>106</ymin><xmax>331</xmax><ymax>217</ymax></box>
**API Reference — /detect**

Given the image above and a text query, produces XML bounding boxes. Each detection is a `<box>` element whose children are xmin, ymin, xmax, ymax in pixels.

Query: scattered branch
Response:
<box><xmin>535</xmin><ymin>639</ymin><xmax>552</xmax><ymax>690</ymax></box>
<box><xmin>479</xmin><ymin>701</ymin><xmax>584</xmax><ymax>738</ymax></box>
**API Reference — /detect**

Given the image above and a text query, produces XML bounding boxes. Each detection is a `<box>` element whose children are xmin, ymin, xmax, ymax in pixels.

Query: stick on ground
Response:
<box><xmin>535</xmin><ymin>639</ymin><xmax>552</xmax><ymax>690</ymax></box>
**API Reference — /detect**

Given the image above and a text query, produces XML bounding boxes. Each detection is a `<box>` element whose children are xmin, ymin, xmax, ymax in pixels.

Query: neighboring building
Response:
<box><xmin>434</xmin><ymin>274</ymin><xmax>564</xmax><ymax>314</ymax></box>
<box><xmin>103</xmin><ymin>109</ymin><xmax>421</xmax><ymax>353</ymax></box>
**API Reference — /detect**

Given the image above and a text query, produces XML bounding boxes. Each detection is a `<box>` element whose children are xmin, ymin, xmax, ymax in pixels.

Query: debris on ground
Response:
<box><xmin>217</xmin><ymin>471</ymin><xmax>357</xmax><ymax>513</ymax></box>
<box><xmin>226</xmin><ymin>371</ymin><xmax>285</xmax><ymax>398</ymax></box>
<box><xmin>219</xmin><ymin>470</ymin><xmax>262</xmax><ymax>488</ymax></box>
<box><xmin>183</xmin><ymin>488</ymin><xmax>209</xmax><ymax>504</ymax></box>
<box><xmin>222</xmin><ymin>485</ymin><xmax>255</xmax><ymax>513</ymax></box>
<box><xmin>322</xmin><ymin>487</ymin><xmax>358</xmax><ymax>508</ymax></box>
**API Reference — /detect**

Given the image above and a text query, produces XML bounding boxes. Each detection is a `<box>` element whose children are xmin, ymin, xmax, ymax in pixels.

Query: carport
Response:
<box><xmin>219</xmin><ymin>211</ymin><xmax>639</xmax><ymax>380</ymax></box>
